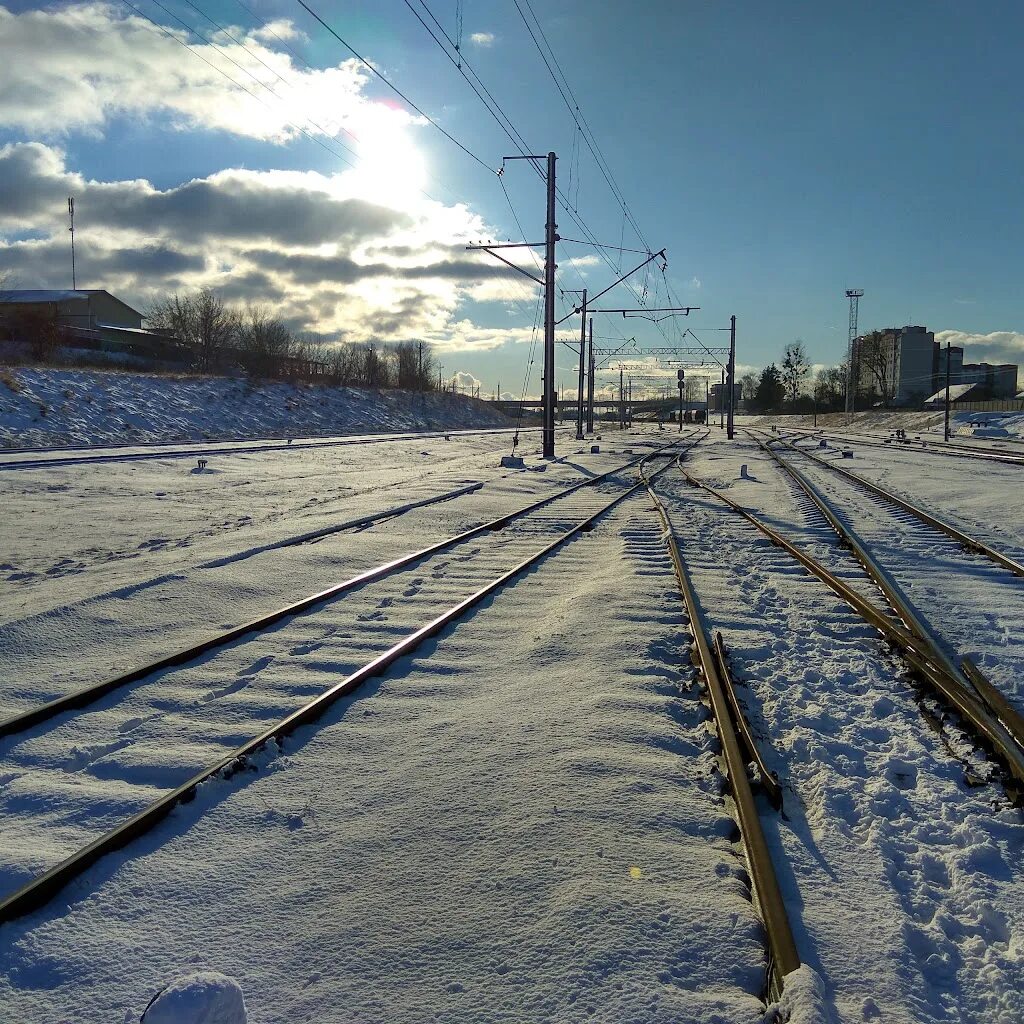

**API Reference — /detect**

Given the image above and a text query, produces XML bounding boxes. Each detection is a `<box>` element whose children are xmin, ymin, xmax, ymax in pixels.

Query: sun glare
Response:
<box><xmin>351</xmin><ymin>120</ymin><xmax>428</xmax><ymax>205</ymax></box>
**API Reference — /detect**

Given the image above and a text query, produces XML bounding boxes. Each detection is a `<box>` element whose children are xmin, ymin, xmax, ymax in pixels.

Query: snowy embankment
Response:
<box><xmin>742</xmin><ymin>408</ymin><xmax>1024</xmax><ymax>441</ymax></box>
<box><xmin>0</xmin><ymin>367</ymin><xmax>510</xmax><ymax>447</ymax></box>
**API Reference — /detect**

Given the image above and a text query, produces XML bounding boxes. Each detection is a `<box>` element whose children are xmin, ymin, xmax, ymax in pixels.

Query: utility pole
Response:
<box><xmin>845</xmin><ymin>289</ymin><xmax>864</xmax><ymax>422</ymax></box>
<box><xmin>68</xmin><ymin>196</ymin><xmax>76</xmax><ymax>290</ymax></box>
<box><xmin>574</xmin><ymin>289</ymin><xmax>587</xmax><ymax>439</ymax></box>
<box><xmin>726</xmin><ymin>314</ymin><xmax>737</xmax><ymax>440</ymax></box>
<box><xmin>467</xmin><ymin>151</ymin><xmax>558</xmax><ymax>456</ymax></box>
<box><xmin>944</xmin><ymin>339</ymin><xmax>952</xmax><ymax>442</ymax></box>
<box><xmin>719</xmin><ymin>368</ymin><xmax>725</xmax><ymax>429</ymax></box>
<box><xmin>542</xmin><ymin>151</ymin><xmax>558</xmax><ymax>457</ymax></box>
<box><xmin>417</xmin><ymin>341</ymin><xmax>423</xmax><ymax>389</ymax></box>
<box><xmin>677</xmin><ymin>368</ymin><xmax>685</xmax><ymax>432</ymax></box>
<box><xmin>586</xmin><ymin>318</ymin><xmax>595</xmax><ymax>433</ymax></box>
<box><xmin>619</xmin><ymin>367</ymin><xmax>625</xmax><ymax>429</ymax></box>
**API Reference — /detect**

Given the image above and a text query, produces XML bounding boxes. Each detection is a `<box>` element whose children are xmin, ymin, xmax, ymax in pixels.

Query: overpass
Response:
<box><xmin>491</xmin><ymin>398</ymin><xmax>712</xmax><ymax>418</ymax></box>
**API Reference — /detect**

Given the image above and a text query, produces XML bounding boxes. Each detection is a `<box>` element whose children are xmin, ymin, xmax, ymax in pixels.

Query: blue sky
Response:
<box><xmin>1</xmin><ymin>0</ymin><xmax>1022</xmax><ymax>396</ymax></box>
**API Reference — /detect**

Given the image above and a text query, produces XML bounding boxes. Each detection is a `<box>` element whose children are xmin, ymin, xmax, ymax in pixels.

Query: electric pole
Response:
<box><xmin>586</xmin><ymin>319</ymin><xmax>595</xmax><ymax>433</ymax></box>
<box><xmin>68</xmin><ymin>196</ymin><xmax>76</xmax><ymax>289</ymax></box>
<box><xmin>677</xmin><ymin>368</ymin><xmax>685</xmax><ymax>432</ymax></box>
<box><xmin>726</xmin><ymin>315</ymin><xmax>737</xmax><ymax>440</ymax></box>
<box><xmin>542</xmin><ymin>151</ymin><xmax>557</xmax><ymax>457</ymax></box>
<box><xmin>467</xmin><ymin>152</ymin><xmax>558</xmax><ymax>454</ymax></box>
<box><xmin>574</xmin><ymin>289</ymin><xmax>587</xmax><ymax>439</ymax></box>
<box><xmin>944</xmin><ymin>340</ymin><xmax>952</xmax><ymax>442</ymax></box>
<box><xmin>845</xmin><ymin>289</ymin><xmax>864</xmax><ymax>420</ymax></box>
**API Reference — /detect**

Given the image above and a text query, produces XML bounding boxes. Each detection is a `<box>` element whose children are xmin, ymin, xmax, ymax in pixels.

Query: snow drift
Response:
<box><xmin>0</xmin><ymin>367</ymin><xmax>511</xmax><ymax>447</ymax></box>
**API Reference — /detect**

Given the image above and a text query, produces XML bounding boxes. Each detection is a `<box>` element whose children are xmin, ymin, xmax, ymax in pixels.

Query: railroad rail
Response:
<box><xmin>774</xmin><ymin>425</ymin><xmax>1024</xmax><ymax>468</ymax></box>
<box><xmin>678</xmin><ymin>449</ymin><xmax>1024</xmax><ymax>797</ymax></box>
<box><xmin>0</xmin><ymin>440</ymin><xmax>693</xmax><ymax>741</ymax></box>
<box><xmin>0</xmin><ymin>436</ymin><xmax>705</xmax><ymax>923</ymax></box>
<box><xmin>642</xmin><ymin>457</ymin><xmax>800</xmax><ymax>1002</ymax></box>
<box><xmin>0</xmin><ymin>426</ymin><xmax>543</xmax><ymax>471</ymax></box>
<box><xmin>749</xmin><ymin>430</ymin><xmax>1024</xmax><ymax>577</ymax></box>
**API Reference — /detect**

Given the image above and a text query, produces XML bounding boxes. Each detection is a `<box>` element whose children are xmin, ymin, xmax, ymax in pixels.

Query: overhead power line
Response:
<box><xmin>292</xmin><ymin>0</ymin><xmax>495</xmax><ymax>173</ymax></box>
<box><xmin>120</xmin><ymin>0</ymin><xmax>359</xmax><ymax>169</ymax></box>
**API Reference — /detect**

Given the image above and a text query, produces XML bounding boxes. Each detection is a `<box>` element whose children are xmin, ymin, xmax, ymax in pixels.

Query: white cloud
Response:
<box><xmin>0</xmin><ymin>4</ymin><xmax>412</xmax><ymax>145</ymax></box>
<box><xmin>0</xmin><ymin>143</ymin><xmax>534</xmax><ymax>348</ymax></box>
<box><xmin>453</xmin><ymin>370</ymin><xmax>481</xmax><ymax>390</ymax></box>
<box><xmin>470</xmin><ymin>32</ymin><xmax>495</xmax><ymax>47</ymax></box>
<box><xmin>935</xmin><ymin>329</ymin><xmax>1024</xmax><ymax>365</ymax></box>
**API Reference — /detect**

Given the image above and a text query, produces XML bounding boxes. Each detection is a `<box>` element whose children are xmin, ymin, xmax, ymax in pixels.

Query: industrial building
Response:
<box><xmin>852</xmin><ymin>325</ymin><xmax>1019</xmax><ymax>404</ymax></box>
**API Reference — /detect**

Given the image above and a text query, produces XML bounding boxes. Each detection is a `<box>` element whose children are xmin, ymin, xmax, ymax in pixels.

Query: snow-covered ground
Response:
<box><xmin>0</xmin><ymin>366</ymin><xmax>511</xmax><ymax>447</ymax></box>
<box><xmin>1</xmin><ymin>424</ymin><xmax>1021</xmax><ymax>1022</ymax></box>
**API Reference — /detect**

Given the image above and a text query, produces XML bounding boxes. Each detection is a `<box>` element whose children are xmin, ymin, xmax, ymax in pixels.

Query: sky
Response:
<box><xmin>1</xmin><ymin>0</ymin><xmax>1022</xmax><ymax>398</ymax></box>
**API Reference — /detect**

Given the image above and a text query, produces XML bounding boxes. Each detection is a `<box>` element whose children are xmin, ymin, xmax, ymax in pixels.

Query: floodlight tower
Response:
<box><xmin>844</xmin><ymin>289</ymin><xmax>864</xmax><ymax>417</ymax></box>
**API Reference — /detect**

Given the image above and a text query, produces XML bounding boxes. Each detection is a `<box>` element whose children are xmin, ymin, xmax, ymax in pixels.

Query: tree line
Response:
<box><xmin>147</xmin><ymin>288</ymin><xmax>439</xmax><ymax>389</ymax></box>
<box><xmin>740</xmin><ymin>341</ymin><xmax>848</xmax><ymax>414</ymax></box>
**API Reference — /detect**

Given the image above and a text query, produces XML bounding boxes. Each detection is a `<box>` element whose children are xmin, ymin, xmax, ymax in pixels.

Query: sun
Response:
<box><xmin>350</xmin><ymin>117</ymin><xmax>428</xmax><ymax>205</ymax></box>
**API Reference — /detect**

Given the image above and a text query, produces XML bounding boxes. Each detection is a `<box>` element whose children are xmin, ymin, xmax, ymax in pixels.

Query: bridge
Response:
<box><xmin>491</xmin><ymin>398</ymin><xmax>712</xmax><ymax>418</ymax></box>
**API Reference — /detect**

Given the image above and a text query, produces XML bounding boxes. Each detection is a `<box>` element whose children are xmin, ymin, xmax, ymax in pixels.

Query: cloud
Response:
<box><xmin>0</xmin><ymin>142</ymin><xmax>538</xmax><ymax>347</ymax></box>
<box><xmin>454</xmin><ymin>370</ymin><xmax>481</xmax><ymax>391</ymax></box>
<box><xmin>935</xmin><ymin>329</ymin><xmax>1024</xmax><ymax>366</ymax></box>
<box><xmin>0</xmin><ymin>4</ymin><xmax>412</xmax><ymax>143</ymax></box>
<box><xmin>469</xmin><ymin>32</ymin><xmax>495</xmax><ymax>47</ymax></box>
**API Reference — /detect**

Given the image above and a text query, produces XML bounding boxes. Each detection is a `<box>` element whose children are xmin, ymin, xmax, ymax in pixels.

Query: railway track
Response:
<box><xmin>685</xmin><ymin>438</ymin><xmax>1024</xmax><ymax>796</ymax></box>
<box><xmin>641</xmin><ymin>459</ymin><xmax>800</xmax><ymax>1002</ymax></box>
<box><xmin>0</xmin><ymin>425</ymin><xmax>542</xmax><ymax>471</ymax></box>
<box><xmin>0</xmin><ymin>435</ymin><xmax>704</xmax><ymax>923</ymax></box>
<box><xmin>646</xmin><ymin>449</ymin><xmax>1024</xmax><ymax>1015</ymax></box>
<box><xmin>752</xmin><ymin>430</ymin><xmax>1024</xmax><ymax>576</ymax></box>
<box><xmin>775</xmin><ymin>425</ymin><xmax>1024</xmax><ymax>467</ymax></box>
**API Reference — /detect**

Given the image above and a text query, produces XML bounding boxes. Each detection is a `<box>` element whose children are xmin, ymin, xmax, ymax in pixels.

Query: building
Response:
<box><xmin>0</xmin><ymin>289</ymin><xmax>187</xmax><ymax>365</ymax></box>
<box><xmin>852</xmin><ymin>325</ymin><xmax>935</xmax><ymax>405</ymax></box>
<box><xmin>960</xmin><ymin>362</ymin><xmax>1019</xmax><ymax>398</ymax></box>
<box><xmin>709</xmin><ymin>381</ymin><xmax>742</xmax><ymax>412</ymax></box>
<box><xmin>852</xmin><ymin>324</ymin><xmax>1019</xmax><ymax>404</ymax></box>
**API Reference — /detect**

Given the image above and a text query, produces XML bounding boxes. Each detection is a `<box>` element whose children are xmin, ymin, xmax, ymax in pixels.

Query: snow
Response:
<box><xmin>1</xmin><ymin>424</ymin><xmax>1022</xmax><ymax>1021</ymax></box>
<box><xmin>0</xmin><ymin>366</ymin><xmax>511</xmax><ymax>447</ymax></box>
<box><xmin>141</xmin><ymin>972</ymin><xmax>247</xmax><ymax>1024</ymax></box>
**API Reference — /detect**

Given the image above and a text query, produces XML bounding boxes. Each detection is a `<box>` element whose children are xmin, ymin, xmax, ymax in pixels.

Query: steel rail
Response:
<box><xmin>778</xmin><ymin>425</ymin><xmax>1024</xmax><ymax>468</ymax></box>
<box><xmin>0</xmin><ymin>426</ymin><xmax>543</xmax><ymax>458</ymax></box>
<box><xmin>675</xmin><ymin>466</ymin><xmax>1024</xmax><ymax>792</ymax></box>
<box><xmin>713</xmin><ymin>633</ymin><xmax>783</xmax><ymax>809</ymax></box>
<box><xmin>752</xmin><ymin>431</ymin><xmax>1024</xmax><ymax>577</ymax></box>
<box><xmin>756</xmin><ymin>438</ymin><xmax>1014</xmax><ymax>700</ymax></box>
<box><xmin>756</xmin><ymin>437</ymin><xmax>1024</xmax><ymax>760</ymax></box>
<box><xmin>0</xmin><ymin>447</ymin><xmax>694</xmax><ymax>925</ymax></box>
<box><xmin>0</xmin><ymin>426</ymin><xmax>544</xmax><ymax>471</ymax></box>
<box><xmin>641</xmin><ymin>458</ymin><xmax>800</xmax><ymax>1001</ymax></box>
<box><xmin>0</xmin><ymin>440</ymin><xmax>695</xmax><ymax>743</ymax></box>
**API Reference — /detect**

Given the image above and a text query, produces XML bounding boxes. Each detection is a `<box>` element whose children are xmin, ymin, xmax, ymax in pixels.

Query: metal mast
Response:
<box><xmin>68</xmin><ymin>196</ymin><xmax>76</xmax><ymax>290</ymax></box>
<box><xmin>845</xmin><ymin>288</ymin><xmax>864</xmax><ymax>416</ymax></box>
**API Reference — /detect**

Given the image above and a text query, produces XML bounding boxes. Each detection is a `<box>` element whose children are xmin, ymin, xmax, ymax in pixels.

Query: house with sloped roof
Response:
<box><xmin>0</xmin><ymin>289</ymin><xmax>188</xmax><ymax>365</ymax></box>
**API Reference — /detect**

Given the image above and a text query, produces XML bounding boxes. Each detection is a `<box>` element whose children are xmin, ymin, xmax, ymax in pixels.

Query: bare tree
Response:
<box><xmin>237</xmin><ymin>304</ymin><xmax>294</xmax><ymax>377</ymax></box>
<box><xmin>856</xmin><ymin>332</ymin><xmax>895</xmax><ymax>405</ymax></box>
<box><xmin>147</xmin><ymin>288</ymin><xmax>237</xmax><ymax>372</ymax></box>
<box><xmin>813</xmin><ymin>363</ymin><xmax>847</xmax><ymax>410</ymax></box>
<box><xmin>781</xmin><ymin>341</ymin><xmax>810</xmax><ymax>404</ymax></box>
